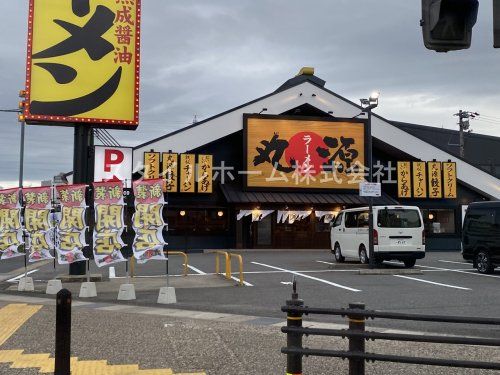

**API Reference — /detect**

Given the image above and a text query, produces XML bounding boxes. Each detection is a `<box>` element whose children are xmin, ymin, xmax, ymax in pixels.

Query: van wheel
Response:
<box><xmin>359</xmin><ymin>246</ymin><xmax>369</xmax><ymax>264</ymax></box>
<box><xmin>403</xmin><ymin>259</ymin><xmax>416</xmax><ymax>268</ymax></box>
<box><xmin>334</xmin><ymin>244</ymin><xmax>345</xmax><ymax>263</ymax></box>
<box><xmin>476</xmin><ymin>250</ymin><xmax>494</xmax><ymax>274</ymax></box>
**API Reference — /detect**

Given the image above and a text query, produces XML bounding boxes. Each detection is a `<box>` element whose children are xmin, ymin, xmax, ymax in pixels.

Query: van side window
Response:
<box><xmin>331</xmin><ymin>213</ymin><xmax>343</xmax><ymax>227</ymax></box>
<box><xmin>466</xmin><ymin>209</ymin><xmax>495</xmax><ymax>234</ymax></box>
<box><xmin>345</xmin><ymin>212</ymin><xmax>358</xmax><ymax>228</ymax></box>
<box><xmin>357</xmin><ymin>212</ymin><xmax>369</xmax><ymax>228</ymax></box>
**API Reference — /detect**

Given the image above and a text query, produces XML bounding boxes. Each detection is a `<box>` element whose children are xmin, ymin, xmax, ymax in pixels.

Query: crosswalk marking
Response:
<box><xmin>0</xmin><ymin>349</ymin><xmax>207</xmax><ymax>374</ymax></box>
<box><xmin>0</xmin><ymin>304</ymin><xmax>42</xmax><ymax>346</ymax></box>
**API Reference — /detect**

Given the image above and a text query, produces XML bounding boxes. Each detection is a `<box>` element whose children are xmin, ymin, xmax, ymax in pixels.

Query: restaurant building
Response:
<box><xmin>133</xmin><ymin>68</ymin><xmax>500</xmax><ymax>252</ymax></box>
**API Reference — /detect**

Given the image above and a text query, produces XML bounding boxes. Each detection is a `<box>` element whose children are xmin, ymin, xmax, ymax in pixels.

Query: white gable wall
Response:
<box><xmin>134</xmin><ymin>81</ymin><xmax>500</xmax><ymax>199</ymax></box>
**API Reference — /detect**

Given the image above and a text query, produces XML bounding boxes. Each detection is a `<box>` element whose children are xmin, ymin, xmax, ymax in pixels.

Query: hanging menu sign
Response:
<box><xmin>412</xmin><ymin>162</ymin><xmax>427</xmax><ymax>198</ymax></box>
<box><xmin>428</xmin><ymin>162</ymin><xmax>442</xmax><ymax>199</ymax></box>
<box><xmin>180</xmin><ymin>154</ymin><xmax>195</xmax><ymax>193</ymax></box>
<box><xmin>197</xmin><ymin>154</ymin><xmax>213</xmax><ymax>193</ymax></box>
<box><xmin>443</xmin><ymin>162</ymin><xmax>457</xmax><ymax>199</ymax></box>
<box><xmin>162</xmin><ymin>153</ymin><xmax>178</xmax><ymax>193</ymax></box>
<box><xmin>397</xmin><ymin>162</ymin><xmax>411</xmax><ymax>198</ymax></box>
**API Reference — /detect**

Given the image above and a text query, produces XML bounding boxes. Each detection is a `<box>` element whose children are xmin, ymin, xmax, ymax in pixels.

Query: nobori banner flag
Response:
<box><xmin>22</xmin><ymin>187</ymin><xmax>54</xmax><ymax>262</ymax></box>
<box><xmin>55</xmin><ymin>184</ymin><xmax>88</xmax><ymax>264</ymax></box>
<box><xmin>132</xmin><ymin>179</ymin><xmax>166</xmax><ymax>263</ymax></box>
<box><xmin>0</xmin><ymin>188</ymin><xmax>24</xmax><ymax>260</ymax></box>
<box><xmin>92</xmin><ymin>181</ymin><xmax>126</xmax><ymax>267</ymax></box>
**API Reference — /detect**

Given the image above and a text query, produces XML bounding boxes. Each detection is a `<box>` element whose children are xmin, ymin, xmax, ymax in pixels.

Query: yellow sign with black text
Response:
<box><xmin>197</xmin><ymin>155</ymin><xmax>213</xmax><ymax>193</ymax></box>
<box><xmin>144</xmin><ymin>152</ymin><xmax>160</xmax><ymax>180</ymax></box>
<box><xmin>24</xmin><ymin>0</ymin><xmax>141</xmax><ymax>128</ymax></box>
<box><xmin>397</xmin><ymin>162</ymin><xmax>411</xmax><ymax>198</ymax></box>
<box><xmin>412</xmin><ymin>162</ymin><xmax>427</xmax><ymax>198</ymax></box>
<box><xmin>442</xmin><ymin>162</ymin><xmax>457</xmax><ymax>199</ymax></box>
<box><xmin>180</xmin><ymin>154</ymin><xmax>195</xmax><ymax>193</ymax></box>
<box><xmin>162</xmin><ymin>153</ymin><xmax>178</xmax><ymax>193</ymax></box>
<box><xmin>428</xmin><ymin>162</ymin><xmax>442</xmax><ymax>199</ymax></box>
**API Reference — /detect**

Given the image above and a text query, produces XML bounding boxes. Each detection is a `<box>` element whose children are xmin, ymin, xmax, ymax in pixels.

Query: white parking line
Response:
<box><xmin>230</xmin><ymin>276</ymin><xmax>253</xmax><ymax>286</ymax></box>
<box><xmin>187</xmin><ymin>265</ymin><xmax>206</xmax><ymax>275</ymax></box>
<box><xmin>394</xmin><ymin>275</ymin><xmax>471</xmax><ymax>290</ymax></box>
<box><xmin>438</xmin><ymin>260</ymin><xmax>471</xmax><ymax>266</ymax></box>
<box><xmin>252</xmin><ymin>261</ymin><xmax>361</xmax><ymax>292</ymax></box>
<box><xmin>6</xmin><ymin>269</ymin><xmax>38</xmax><ymax>283</ymax></box>
<box><xmin>417</xmin><ymin>264</ymin><xmax>500</xmax><ymax>279</ymax></box>
<box><xmin>316</xmin><ymin>260</ymin><xmax>336</xmax><ymax>266</ymax></box>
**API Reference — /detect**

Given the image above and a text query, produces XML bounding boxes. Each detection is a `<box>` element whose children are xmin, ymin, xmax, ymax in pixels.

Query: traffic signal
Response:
<box><xmin>421</xmin><ymin>0</ymin><xmax>479</xmax><ymax>52</ymax></box>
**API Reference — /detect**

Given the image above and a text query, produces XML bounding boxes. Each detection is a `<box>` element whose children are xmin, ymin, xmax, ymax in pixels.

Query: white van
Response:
<box><xmin>330</xmin><ymin>206</ymin><xmax>425</xmax><ymax>267</ymax></box>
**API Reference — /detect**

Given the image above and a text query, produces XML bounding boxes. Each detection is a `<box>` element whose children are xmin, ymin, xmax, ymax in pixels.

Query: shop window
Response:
<box><xmin>166</xmin><ymin>208</ymin><xmax>228</xmax><ymax>234</ymax></box>
<box><xmin>421</xmin><ymin>209</ymin><xmax>456</xmax><ymax>234</ymax></box>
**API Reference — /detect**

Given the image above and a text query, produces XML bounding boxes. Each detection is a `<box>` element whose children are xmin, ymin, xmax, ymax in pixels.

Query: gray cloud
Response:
<box><xmin>1</xmin><ymin>0</ymin><xmax>499</xmax><ymax>187</ymax></box>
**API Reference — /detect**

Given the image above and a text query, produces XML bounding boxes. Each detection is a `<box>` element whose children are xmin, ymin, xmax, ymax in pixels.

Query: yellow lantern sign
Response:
<box><xmin>162</xmin><ymin>153</ymin><xmax>178</xmax><ymax>193</ymax></box>
<box><xmin>197</xmin><ymin>155</ymin><xmax>213</xmax><ymax>193</ymax></box>
<box><xmin>180</xmin><ymin>154</ymin><xmax>195</xmax><ymax>193</ymax></box>
<box><xmin>412</xmin><ymin>162</ymin><xmax>427</xmax><ymax>198</ymax></box>
<box><xmin>442</xmin><ymin>162</ymin><xmax>457</xmax><ymax>199</ymax></box>
<box><xmin>428</xmin><ymin>162</ymin><xmax>442</xmax><ymax>199</ymax></box>
<box><xmin>397</xmin><ymin>162</ymin><xmax>411</xmax><ymax>198</ymax></box>
<box><xmin>24</xmin><ymin>0</ymin><xmax>141</xmax><ymax>128</ymax></box>
<box><xmin>144</xmin><ymin>152</ymin><xmax>160</xmax><ymax>180</ymax></box>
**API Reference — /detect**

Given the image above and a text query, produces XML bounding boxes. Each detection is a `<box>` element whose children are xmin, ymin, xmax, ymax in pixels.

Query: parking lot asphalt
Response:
<box><xmin>1</xmin><ymin>250</ymin><xmax>499</xmax><ymax>338</ymax></box>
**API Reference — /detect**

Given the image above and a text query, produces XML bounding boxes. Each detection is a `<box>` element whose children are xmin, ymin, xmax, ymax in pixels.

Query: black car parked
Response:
<box><xmin>462</xmin><ymin>201</ymin><xmax>500</xmax><ymax>274</ymax></box>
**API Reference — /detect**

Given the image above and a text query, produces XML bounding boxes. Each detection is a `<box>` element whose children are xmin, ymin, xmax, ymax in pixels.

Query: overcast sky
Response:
<box><xmin>1</xmin><ymin>1</ymin><xmax>499</xmax><ymax>188</ymax></box>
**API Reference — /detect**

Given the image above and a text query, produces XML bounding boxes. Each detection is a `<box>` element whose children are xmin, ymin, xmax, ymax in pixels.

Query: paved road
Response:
<box><xmin>0</xmin><ymin>299</ymin><xmax>499</xmax><ymax>375</ymax></box>
<box><xmin>1</xmin><ymin>250</ymin><xmax>500</xmax><ymax>338</ymax></box>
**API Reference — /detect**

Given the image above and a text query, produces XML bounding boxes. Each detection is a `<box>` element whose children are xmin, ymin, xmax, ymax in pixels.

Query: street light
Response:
<box><xmin>360</xmin><ymin>92</ymin><xmax>379</xmax><ymax>269</ymax></box>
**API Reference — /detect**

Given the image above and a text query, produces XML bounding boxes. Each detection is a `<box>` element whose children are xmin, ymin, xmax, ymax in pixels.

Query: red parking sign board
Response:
<box><xmin>94</xmin><ymin>146</ymin><xmax>133</xmax><ymax>187</ymax></box>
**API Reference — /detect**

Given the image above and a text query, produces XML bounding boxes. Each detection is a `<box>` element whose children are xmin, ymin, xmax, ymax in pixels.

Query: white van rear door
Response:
<box><xmin>376</xmin><ymin>208</ymin><xmax>423</xmax><ymax>251</ymax></box>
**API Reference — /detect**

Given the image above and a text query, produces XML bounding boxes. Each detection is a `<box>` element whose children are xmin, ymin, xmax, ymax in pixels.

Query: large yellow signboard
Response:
<box><xmin>24</xmin><ymin>0</ymin><xmax>141</xmax><ymax>128</ymax></box>
<box><xmin>245</xmin><ymin>115</ymin><xmax>365</xmax><ymax>189</ymax></box>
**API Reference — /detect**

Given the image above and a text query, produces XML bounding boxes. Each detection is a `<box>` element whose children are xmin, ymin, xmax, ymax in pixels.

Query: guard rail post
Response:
<box><xmin>348</xmin><ymin>303</ymin><xmax>366</xmax><ymax>375</ymax></box>
<box><xmin>286</xmin><ymin>280</ymin><xmax>304</xmax><ymax>375</ymax></box>
<box><xmin>55</xmin><ymin>289</ymin><xmax>71</xmax><ymax>375</ymax></box>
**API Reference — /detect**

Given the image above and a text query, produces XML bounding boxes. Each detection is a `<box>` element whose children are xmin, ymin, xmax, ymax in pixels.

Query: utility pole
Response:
<box><xmin>453</xmin><ymin>110</ymin><xmax>478</xmax><ymax>159</ymax></box>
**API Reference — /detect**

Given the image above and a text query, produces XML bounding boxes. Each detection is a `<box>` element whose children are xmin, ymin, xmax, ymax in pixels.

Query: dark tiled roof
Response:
<box><xmin>220</xmin><ymin>184</ymin><xmax>399</xmax><ymax>206</ymax></box>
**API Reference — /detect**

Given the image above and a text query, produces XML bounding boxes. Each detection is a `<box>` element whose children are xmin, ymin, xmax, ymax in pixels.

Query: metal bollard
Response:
<box><xmin>286</xmin><ymin>280</ymin><xmax>304</xmax><ymax>375</ymax></box>
<box><xmin>55</xmin><ymin>289</ymin><xmax>72</xmax><ymax>375</ymax></box>
<box><xmin>348</xmin><ymin>303</ymin><xmax>366</xmax><ymax>375</ymax></box>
